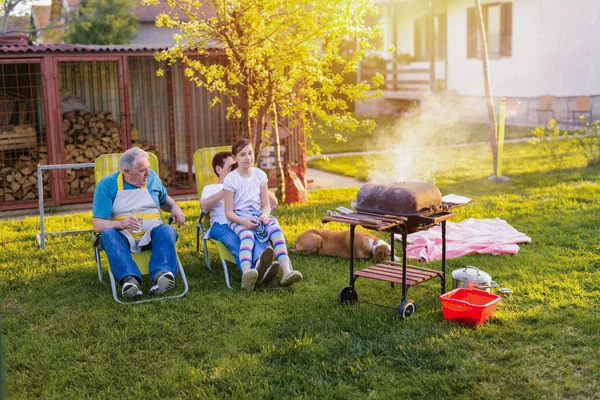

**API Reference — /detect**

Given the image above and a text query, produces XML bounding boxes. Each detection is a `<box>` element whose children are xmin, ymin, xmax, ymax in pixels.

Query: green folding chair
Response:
<box><xmin>93</xmin><ymin>152</ymin><xmax>188</xmax><ymax>304</ymax></box>
<box><xmin>193</xmin><ymin>146</ymin><xmax>237</xmax><ymax>289</ymax></box>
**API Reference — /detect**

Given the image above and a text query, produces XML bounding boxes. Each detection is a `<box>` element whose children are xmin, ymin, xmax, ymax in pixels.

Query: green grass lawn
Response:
<box><xmin>2</xmin><ymin>140</ymin><xmax>600</xmax><ymax>398</ymax></box>
<box><xmin>313</xmin><ymin>116</ymin><xmax>533</xmax><ymax>154</ymax></box>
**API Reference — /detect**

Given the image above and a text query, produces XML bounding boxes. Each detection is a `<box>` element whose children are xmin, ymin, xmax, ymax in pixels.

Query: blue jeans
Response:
<box><xmin>209</xmin><ymin>223</ymin><xmax>268</xmax><ymax>273</ymax></box>
<box><xmin>99</xmin><ymin>224</ymin><xmax>178</xmax><ymax>284</ymax></box>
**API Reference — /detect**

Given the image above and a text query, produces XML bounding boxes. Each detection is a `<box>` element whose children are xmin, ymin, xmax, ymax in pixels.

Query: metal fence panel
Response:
<box><xmin>0</xmin><ymin>60</ymin><xmax>49</xmax><ymax>205</ymax></box>
<box><xmin>58</xmin><ymin>60</ymin><xmax>123</xmax><ymax>199</ymax></box>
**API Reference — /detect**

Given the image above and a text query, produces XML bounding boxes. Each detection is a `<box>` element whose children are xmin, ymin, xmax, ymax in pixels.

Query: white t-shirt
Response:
<box><xmin>200</xmin><ymin>183</ymin><xmax>227</xmax><ymax>225</ymax></box>
<box><xmin>223</xmin><ymin>167</ymin><xmax>268</xmax><ymax>211</ymax></box>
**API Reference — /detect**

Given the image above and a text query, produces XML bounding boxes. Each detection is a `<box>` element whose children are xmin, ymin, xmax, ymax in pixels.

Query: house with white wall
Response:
<box><xmin>359</xmin><ymin>0</ymin><xmax>600</xmax><ymax>125</ymax></box>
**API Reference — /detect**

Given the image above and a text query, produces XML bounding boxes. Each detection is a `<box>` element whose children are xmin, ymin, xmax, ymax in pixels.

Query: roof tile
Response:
<box><xmin>0</xmin><ymin>43</ymin><xmax>217</xmax><ymax>53</ymax></box>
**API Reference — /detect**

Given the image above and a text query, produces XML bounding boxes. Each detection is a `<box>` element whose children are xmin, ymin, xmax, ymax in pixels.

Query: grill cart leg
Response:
<box><xmin>441</xmin><ymin>220</ymin><xmax>447</xmax><ymax>294</ymax></box>
<box><xmin>401</xmin><ymin>228</ymin><xmax>408</xmax><ymax>301</ymax></box>
<box><xmin>398</xmin><ymin>226</ymin><xmax>415</xmax><ymax>319</ymax></box>
<box><xmin>390</xmin><ymin>232</ymin><xmax>395</xmax><ymax>289</ymax></box>
<box><xmin>398</xmin><ymin>299</ymin><xmax>416</xmax><ymax>319</ymax></box>
<box><xmin>338</xmin><ymin>224</ymin><xmax>359</xmax><ymax>305</ymax></box>
<box><xmin>338</xmin><ymin>286</ymin><xmax>358</xmax><ymax>305</ymax></box>
<box><xmin>349</xmin><ymin>224</ymin><xmax>356</xmax><ymax>288</ymax></box>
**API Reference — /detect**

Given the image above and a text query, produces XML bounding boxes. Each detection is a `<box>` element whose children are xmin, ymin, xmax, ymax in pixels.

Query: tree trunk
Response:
<box><xmin>1</xmin><ymin>0</ymin><xmax>18</xmax><ymax>34</ymax></box>
<box><xmin>475</xmin><ymin>0</ymin><xmax>498</xmax><ymax>176</ymax></box>
<box><xmin>1</xmin><ymin>13</ymin><xmax>8</xmax><ymax>35</ymax></box>
<box><xmin>254</xmin><ymin>79</ymin><xmax>275</xmax><ymax>167</ymax></box>
<box><xmin>253</xmin><ymin>112</ymin><xmax>265</xmax><ymax>167</ymax></box>
<box><xmin>272</xmin><ymin>104</ymin><xmax>285</xmax><ymax>203</ymax></box>
<box><xmin>242</xmin><ymin>75</ymin><xmax>252</xmax><ymax>142</ymax></box>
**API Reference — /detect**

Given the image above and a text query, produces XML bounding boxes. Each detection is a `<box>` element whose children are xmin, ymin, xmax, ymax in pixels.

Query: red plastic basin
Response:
<box><xmin>440</xmin><ymin>288</ymin><xmax>501</xmax><ymax>327</ymax></box>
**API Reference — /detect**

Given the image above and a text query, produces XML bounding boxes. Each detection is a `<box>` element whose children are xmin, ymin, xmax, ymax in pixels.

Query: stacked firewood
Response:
<box><xmin>63</xmin><ymin>110</ymin><xmax>123</xmax><ymax>163</ymax></box>
<box><xmin>61</xmin><ymin>110</ymin><xmax>172</xmax><ymax>195</ymax></box>
<box><xmin>0</xmin><ymin>155</ymin><xmax>49</xmax><ymax>201</ymax></box>
<box><xmin>0</xmin><ymin>110</ymin><xmax>172</xmax><ymax>202</ymax></box>
<box><xmin>60</xmin><ymin>110</ymin><xmax>122</xmax><ymax>194</ymax></box>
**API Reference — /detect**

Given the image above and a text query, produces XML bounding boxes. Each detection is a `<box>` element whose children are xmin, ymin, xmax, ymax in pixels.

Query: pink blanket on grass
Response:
<box><xmin>394</xmin><ymin>218</ymin><xmax>532</xmax><ymax>263</ymax></box>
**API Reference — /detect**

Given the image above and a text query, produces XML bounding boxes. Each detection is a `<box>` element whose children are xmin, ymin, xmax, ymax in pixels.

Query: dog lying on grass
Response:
<box><xmin>293</xmin><ymin>228</ymin><xmax>392</xmax><ymax>262</ymax></box>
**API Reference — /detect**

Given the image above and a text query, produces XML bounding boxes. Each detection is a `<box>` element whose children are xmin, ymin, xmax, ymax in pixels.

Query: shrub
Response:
<box><xmin>574</xmin><ymin>118</ymin><xmax>600</xmax><ymax>167</ymax></box>
<box><xmin>529</xmin><ymin>119</ymin><xmax>569</xmax><ymax>168</ymax></box>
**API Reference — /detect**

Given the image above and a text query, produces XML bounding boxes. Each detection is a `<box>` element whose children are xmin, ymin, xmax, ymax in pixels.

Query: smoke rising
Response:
<box><xmin>365</xmin><ymin>91</ymin><xmax>493</xmax><ymax>184</ymax></box>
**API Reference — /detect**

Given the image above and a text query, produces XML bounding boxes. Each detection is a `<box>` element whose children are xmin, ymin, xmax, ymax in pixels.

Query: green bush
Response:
<box><xmin>529</xmin><ymin>119</ymin><xmax>569</xmax><ymax>168</ymax></box>
<box><xmin>574</xmin><ymin>119</ymin><xmax>600</xmax><ymax>167</ymax></box>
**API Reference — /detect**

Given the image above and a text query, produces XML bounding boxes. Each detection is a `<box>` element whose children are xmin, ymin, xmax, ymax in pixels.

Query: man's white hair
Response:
<box><xmin>120</xmin><ymin>147</ymin><xmax>148</xmax><ymax>171</ymax></box>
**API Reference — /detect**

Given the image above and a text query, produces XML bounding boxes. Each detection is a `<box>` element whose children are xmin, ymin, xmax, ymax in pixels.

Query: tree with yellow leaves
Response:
<box><xmin>148</xmin><ymin>0</ymin><xmax>384</xmax><ymax>201</ymax></box>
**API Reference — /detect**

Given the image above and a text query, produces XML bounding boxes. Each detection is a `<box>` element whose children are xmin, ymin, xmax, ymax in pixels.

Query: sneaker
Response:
<box><xmin>255</xmin><ymin>247</ymin><xmax>275</xmax><ymax>281</ymax></box>
<box><xmin>260</xmin><ymin>261</ymin><xmax>280</xmax><ymax>285</ymax></box>
<box><xmin>280</xmin><ymin>270</ymin><xmax>303</xmax><ymax>287</ymax></box>
<box><xmin>150</xmin><ymin>271</ymin><xmax>175</xmax><ymax>295</ymax></box>
<box><xmin>121</xmin><ymin>276</ymin><xmax>142</xmax><ymax>298</ymax></box>
<box><xmin>241</xmin><ymin>269</ymin><xmax>259</xmax><ymax>291</ymax></box>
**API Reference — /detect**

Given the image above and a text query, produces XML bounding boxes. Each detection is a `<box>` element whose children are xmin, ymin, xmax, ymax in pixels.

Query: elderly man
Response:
<box><xmin>93</xmin><ymin>147</ymin><xmax>186</xmax><ymax>298</ymax></box>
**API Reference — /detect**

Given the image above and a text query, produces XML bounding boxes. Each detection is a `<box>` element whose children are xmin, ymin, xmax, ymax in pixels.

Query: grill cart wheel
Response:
<box><xmin>338</xmin><ymin>286</ymin><xmax>358</xmax><ymax>305</ymax></box>
<box><xmin>399</xmin><ymin>299</ymin><xmax>416</xmax><ymax>319</ymax></box>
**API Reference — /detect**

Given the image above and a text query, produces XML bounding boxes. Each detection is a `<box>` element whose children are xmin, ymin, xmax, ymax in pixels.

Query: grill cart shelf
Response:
<box><xmin>322</xmin><ymin>210</ymin><xmax>455</xmax><ymax>319</ymax></box>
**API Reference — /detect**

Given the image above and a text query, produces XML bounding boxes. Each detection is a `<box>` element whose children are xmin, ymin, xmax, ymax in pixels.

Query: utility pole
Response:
<box><xmin>474</xmin><ymin>0</ymin><xmax>499</xmax><ymax>177</ymax></box>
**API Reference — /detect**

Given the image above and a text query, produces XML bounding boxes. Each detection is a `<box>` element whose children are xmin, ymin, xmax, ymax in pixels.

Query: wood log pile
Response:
<box><xmin>0</xmin><ymin>110</ymin><xmax>172</xmax><ymax>202</ymax></box>
<box><xmin>61</xmin><ymin>110</ymin><xmax>172</xmax><ymax>195</ymax></box>
<box><xmin>0</xmin><ymin>155</ymin><xmax>49</xmax><ymax>201</ymax></box>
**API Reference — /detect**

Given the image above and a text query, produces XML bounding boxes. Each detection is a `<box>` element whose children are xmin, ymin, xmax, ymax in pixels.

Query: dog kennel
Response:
<box><xmin>0</xmin><ymin>41</ymin><xmax>307</xmax><ymax>211</ymax></box>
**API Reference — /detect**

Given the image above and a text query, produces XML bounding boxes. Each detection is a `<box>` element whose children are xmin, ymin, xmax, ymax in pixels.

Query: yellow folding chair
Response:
<box><xmin>93</xmin><ymin>152</ymin><xmax>189</xmax><ymax>304</ymax></box>
<box><xmin>193</xmin><ymin>146</ymin><xmax>237</xmax><ymax>289</ymax></box>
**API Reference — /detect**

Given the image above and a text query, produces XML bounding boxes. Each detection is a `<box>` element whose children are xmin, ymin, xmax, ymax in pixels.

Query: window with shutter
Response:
<box><xmin>467</xmin><ymin>2</ymin><xmax>512</xmax><ymax>59</ymax></box>
<box><xmin>500</xmin><ymin>2</ymin><xmax>512</xmax><ymax>56</ymax></box>
<box><xmin>467</xmin><ymin>7</ymin><xmax>478</xmax><ymax>59</ymax></box>
<box><xmin>486</xmin><ymin>4</ymin><xmax>501</xmax><ymax>57</ymax></box>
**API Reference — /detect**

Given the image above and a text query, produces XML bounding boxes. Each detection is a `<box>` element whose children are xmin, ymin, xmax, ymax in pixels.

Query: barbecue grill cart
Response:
<box><xmin>322</xmin><ymin>182</ymin><xmax>466</xmax><ymax>319</ymax></box>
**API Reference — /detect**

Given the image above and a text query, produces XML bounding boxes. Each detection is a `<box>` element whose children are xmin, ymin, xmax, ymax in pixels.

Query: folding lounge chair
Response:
<box><xmin>93</xmin><ymin>152</ymin><xmax>188</xmax><ymax>304</ymax></box>
<box><xmin>193</xmin><ymin>146</ymin><xmax>237</xmax><ymax>289</ymax></box>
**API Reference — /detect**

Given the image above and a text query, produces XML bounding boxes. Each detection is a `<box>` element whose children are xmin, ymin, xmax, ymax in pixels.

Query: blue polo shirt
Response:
<box><xmin>92</xmin><ymin>169</ymin><xmax>167</xmax><ymax>219</ymax></box>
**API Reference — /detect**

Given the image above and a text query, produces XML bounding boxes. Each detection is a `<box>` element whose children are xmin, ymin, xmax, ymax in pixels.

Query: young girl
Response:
<box><xmin>223</xmin><ymin>139</ymin><xmax>303</xmax><ymax>290</ymax></box>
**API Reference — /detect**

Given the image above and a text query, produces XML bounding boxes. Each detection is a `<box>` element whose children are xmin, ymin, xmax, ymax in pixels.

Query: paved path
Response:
<box><xmin>306</xmin><ymin>167</ymin><xmax>362</xmax><ymax>190</ymax></box>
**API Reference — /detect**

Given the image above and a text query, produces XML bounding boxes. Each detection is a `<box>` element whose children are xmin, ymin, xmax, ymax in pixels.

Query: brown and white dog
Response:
<box><xmin>293</xmin><ymin>228</ymin><xmax>392</xmax><ymax>262</ymax></box>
